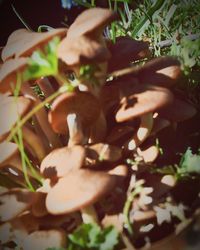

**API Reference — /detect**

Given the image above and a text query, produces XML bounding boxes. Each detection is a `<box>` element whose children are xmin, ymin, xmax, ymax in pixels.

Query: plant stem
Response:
<box><xmin>123</xmin><ymin>186</ymin><xmax>143</xmax><ymax>235</ymax></box>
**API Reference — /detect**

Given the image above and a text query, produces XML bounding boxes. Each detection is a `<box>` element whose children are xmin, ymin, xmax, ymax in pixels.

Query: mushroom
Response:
<box><xmin>2</xmin><ymin>28</ymin><xmax>67</xmax><ymax>61</ymax></box>
<box><xmin>116</xmin><ymin>83</ymin><xmax>173</xmax><ymax>150</ymax></box>
<box><xmin>48</xmin><ymin>91</ymin><xmax>101</xmax><ymax>146</ymax></box>
<box><xmin>0</xmin><ymin>57</ymin><xmax>28</xmax><ymax>94</ymax></box>
<box><xmin>137</xmin><ymin>56</ymin><xmax>182</xmax><ymax>87</ymax></box>
<box><xmin>40</xmin><ymin>145</ymin><xmax>86</xmax><ymax>179</ymax></box>
<box><xmin>0</xmin><ymin>188</ymin><xmax>37</xmax><ymax>221</ymax></box>
<box><xmin>57</xmin><ymin>8</ymin><xmax>117</xmax><ymax>96</ymax></box>
<box><xmin>46</xmin><ymin>169</ymin><xmax>117</xmax><ymax>216</ymax></box>
<box><xmin>107</xmin><ymin>36</ymin><xmax>150</xmax><ymax>72</ymax></box>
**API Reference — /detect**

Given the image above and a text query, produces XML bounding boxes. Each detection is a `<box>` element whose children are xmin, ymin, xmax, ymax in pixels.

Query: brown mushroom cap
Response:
<box><xmin>67</xmin><ymin>8</ymin><xmax>117</xmax><ymax>40</ymax></box>
<box><xmin>138</xmin><ymin>56</ymin><xmax>181</xmax><ymax>87</ymax></box>
<box><xmin>21</xmin><ymin>229</ymin><xmax>67</xmax><ymax>250</ymax></box>
<box><xmin>46</xmin><ymin>169</ymin><xmax>117</xmax><ymax>214</ymax></box>
<box><xmin>48</xmin><ymin>91</ymin><xmax>101</xmax><ymax>134</ymax></box>
<box><xmin>57</xmin><ymin>35</ymin><xmax>110</xmax><ymax>66</ymax></box>
<box><xmin>2</xmin><ymin>28</ymin><xmax>67</xmax><ymax>61</ymax></box>
<box><xmin>158</xmin><ymin>98</ymin><xmax>197</xmax><ymax>122</ymax></box>
<box><xmin>0</xmin><ymin>188</ymin><xmax>37</xmax><ymax>221</ymax></box>
<box><xmin>40</xmin><ymin>145</ymin><xmax>86</xmax><ymax>178</ymax></box>
<box><xmin>0</xmin><ymin>57</ymin><xmax>28</xmax><ymax>93</ymax></box>
<box><xmin>108</xmin><ymin>36</ymin><xmax>150</xmax><ymax>72</ymax></box>
<box><xmin>0</xmin><ymin>96</ymin><xmax>32</xmax><ymax>141</ymax></box>
<box><xmin>116</xmin><ymin>84</ymin><xmax>174</xmax><ymax>122</ymax></box>
<box><xmin>86</xmin><ymin>143</ymin><xmax>122</xmax><ymax>162</ymax></box>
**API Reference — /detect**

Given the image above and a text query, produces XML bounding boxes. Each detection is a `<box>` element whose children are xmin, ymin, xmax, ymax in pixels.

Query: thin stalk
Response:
<box><xmin>12</xmin><ymin>4</ymin><xmax>33</xmax><ymax>31</ymax></box>
<box><xmin>123</xmin><ymin>186</ymin><xmax>143</xmax><ymax>235</ymax></box>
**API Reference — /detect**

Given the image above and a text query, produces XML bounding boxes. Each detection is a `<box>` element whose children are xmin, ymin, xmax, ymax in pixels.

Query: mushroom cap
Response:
<box><xmin>158</xmin><ymin>98</ymin><xmax>197</xmax><ymax>122</ymax></box>
<box><xmin>40</xmin><ymin>145</ymin><xmax>86</xmax><ymax>178</ymax></box>
<box><xmin>138</xmin><ymin>56</ymin><xmax>181</xmax><ymax>87</ymax></box>
<box><xmin>67</xmin><ymin>8</ymin><xmax>117</xmax><ymax>40</ymax></box>
<box><xmin>0</xmin><ymin>188</ymin><xmax>37</xmax><ymax>221</ymax></box>
<box><xmin>46</xmin><ymin>169</ymin><xmax>117</xmax><ymax>214</ymax></box>
<box><xmin>57</xmin><ymin>35</ymin><xmax>110</xmax><ymax>66</ymax></box>
<box><xmin>116</xmin><ymin>84</ymin><xmax>174</xmax><ymax>122</ymax></box>
<box><xmin>86</xmin><ymin>143</ymin><xmax>122</xmax><ymax>162</ymax></box>
<box><xmin>0</xmin><ymin>96</ymin><xmax>32</xmax><ymax>141</ymax></box>
<box><xmin>2</xmin><ymin>28</ymin><xmax>67</xmax><ymax>61</ymax></box>
<box><xmin>0</xmin><ymin>57</ymin><xmax>28</xmax><ymax>93</ymax></box>
<box><xmin>48</xmin><ymin>91</ymin><xmax>101</xmax><ymax>134</ymax></box>
<box><xmin>108</xmin><ymin>36</ymin><xmax>150</xmax><ymax>72</ymax></box>
<box><xmin>0</xmin><ymin>142</ymin><xmax>18</xmax><ymax>166</ymax></box>
<box><xmin>21</xmin><ymin>229</ymin><xmax>67</xmax><ymax>250</ymax></box>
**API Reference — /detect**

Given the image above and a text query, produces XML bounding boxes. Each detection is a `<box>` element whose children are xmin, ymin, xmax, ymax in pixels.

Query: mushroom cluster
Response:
<box><xmin>0</xmin><ymin>7</ymin><xmax>199</xmax><ymax>250</ymax></box>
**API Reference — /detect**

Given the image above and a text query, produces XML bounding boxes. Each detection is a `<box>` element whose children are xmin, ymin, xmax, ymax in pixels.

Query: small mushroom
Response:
<box><xmin>116</xmin><ymin>83</ymin><xmax>174</xmax><ymax>123</ymax></box>
<box><xmin>0</xmin><ymin>188</ymin><xmax>37</xmax><ymax>221</ymax></box>
<box><xmin>21</xmin><ymin>229</ymin><xmax>67</xmax><ymax>250</ymax></box>
<box><xmin>46</xmin><ymin>169</ymin><xmax>117</xmax><ymax>215</ymax></box>
<box><xmin>115</xmin><ymin>84</ymin><xmax>173</xmax><ymax>151</ymax></box>
<box><xmin>40</xmin><ymin>145</ymin><xmax>86</xmax><ymax>179</ymax></box>
<box><xmin>2</xmin><ymin>28</ymin><xmax>67</xmax><ymax>61</ymax></box>
<box><xmin>48</xmin><ymin>91</ymin><xmax>101</xmax><ymax>146</ymax></box>
<box><xmin>0</xmin><ymin>57</ymin><xmax>28</xmax><ymax>94</ymax></box>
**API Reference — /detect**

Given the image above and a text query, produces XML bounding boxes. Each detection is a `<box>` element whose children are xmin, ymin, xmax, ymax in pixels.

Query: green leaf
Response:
<box><xmin>23</xmin><ymin>37</ymin><xmax>60</xmax><ymax>81</ymax></box>
<box><xmin>178</xmin><ymin>148</ymin><xmax>200</xmax><ymax>176</ymax></box>
<box><xmin>66</xmin><ymin>223</ymin><xmax>119</xmax><ymax>250</ymax></box>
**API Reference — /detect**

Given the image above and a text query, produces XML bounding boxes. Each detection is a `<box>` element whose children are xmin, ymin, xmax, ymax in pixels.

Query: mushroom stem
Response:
<box><xmin>81</xmin><ymin>206</ymin><xmax>99</xmax><ymax>224</ymax></box>
<box><xmin>67</xmin><ymin>113</ymin><xmax>86</xmax><ymax>147</ymax></box>
<box><xmin>22</xmin><ymin>126</ymin><xmax>47</xmax><ymax>162</ymax></box>
<box><xmin>127</xmin><ymin>113</ymin><xmax>153</xmax><ymax>151</ymax></box>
